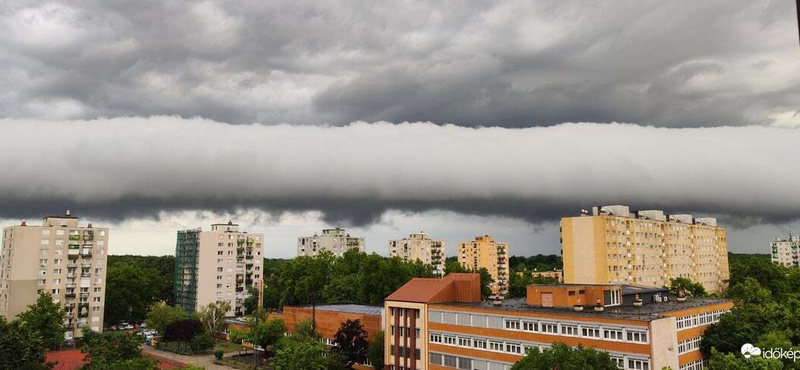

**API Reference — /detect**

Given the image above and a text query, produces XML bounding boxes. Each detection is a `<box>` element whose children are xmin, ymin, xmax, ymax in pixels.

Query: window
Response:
<box><xmin>42</xmin><ymin>230</ymin><xmax>51</xmax><ymax>235</ymax></box>
<box><xmin>561</xmin><ymin>325</ymin><xmax>578</xmax><ymax>336</ymax></box>
<box><xmin>579</xmin><ymin>327</ymin><xmax>598</xmax><ymax>338</ymax></box>
<box><xmin>541</xmin><ymin>323</ymin><xmax>558</xmax><ymax>334</ymax></box>
<box><xmin>506</xmin><ymin>342</ymin><xmax>522</xmax><ymax>354</ymax></box>
<box><xmin>443</xmin><ymin>336</ymin><xmax>456</xmax><ymax>345</ymax></box>
<box><xmin>443</xmin><ymin>355</ymin><xmax>457</xmax><ymax>367</ymax></box>
<box><xmin>523</xmin><ymin>321</ymin><xmax>538</xmax><ymax>332</ymax></box>
<box><xmin>627</xmin><ymin>331</ymin><xmax>648</xmax><ymax>343</ymax></box>
<box><xmin>473</xmin><ymin>339</ymin><xmax>487</xmax><ymax>349</ymax></box>
<box><xmin>430</xmin><ymin>333</ymin><xmax>442</xmax><ymax>343</ymax></box>
<box><xmin>489</xmin><ymin>341</ymin><xmax>503</xmax><ymax>351</ymax></box>
<box><xmin>628</xmin><ymin>358</ymin><xmax>650</xmax><ymax>370</ymax></box>
<box><xmin>603</xmin><ymin>328</ymin><xmax>623</xmax><ymax>340</ymax></box>
<box><xmin>429</xmin><ymin>353</ymin><xmax>443</xmax><ymax>365</ymax></box>
<box><xmin>458</xmin><ymin>337</ymin><xmax>471</xmax><ymax>347</ymax></box>
<box><xmin>505</xmin><ymin>319</ymin><xmax>520</xmax><ymax>330</ymax></box>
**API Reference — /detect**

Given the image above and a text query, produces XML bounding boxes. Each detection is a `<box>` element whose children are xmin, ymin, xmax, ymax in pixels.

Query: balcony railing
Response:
<box><xmin>69</xmin><ymin>234</ymin><xmax>81</xmax><ymax>241</ymax></box>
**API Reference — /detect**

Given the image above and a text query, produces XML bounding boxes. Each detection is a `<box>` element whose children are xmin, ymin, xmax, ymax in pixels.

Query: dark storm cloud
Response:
<box><xmin>1</xmin><ymin>118</ymin><xmax>799</xmax><ymax>228</ymax></box>
<box><xmin>1</xmin><ymin>1</ymin><xmax>798</xmax><ymax>127</ymax></box>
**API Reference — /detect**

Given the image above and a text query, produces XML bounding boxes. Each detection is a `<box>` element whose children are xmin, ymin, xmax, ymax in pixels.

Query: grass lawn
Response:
<box><xmin>214</xmin><ymin>339</ymin><xmax>245</xmax><ymax>353</ymax></box>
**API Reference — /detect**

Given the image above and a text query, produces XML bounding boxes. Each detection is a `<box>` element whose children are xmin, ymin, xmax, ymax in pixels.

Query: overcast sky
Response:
<box><xmin>1</xmin><ymin>1</ymin><xmax>799</xmax><ymax>257</ymax></box>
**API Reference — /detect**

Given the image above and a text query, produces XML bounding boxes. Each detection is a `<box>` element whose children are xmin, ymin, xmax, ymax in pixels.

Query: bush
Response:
<box><xmin>189</xmin><ymin>332</ymin><xmax>215</xmax><ymax>352</ymax></box>
<box><xmin>214</xmin><ymin>350</ymin><xmax>224</xmax><ymax>360</ymax></box>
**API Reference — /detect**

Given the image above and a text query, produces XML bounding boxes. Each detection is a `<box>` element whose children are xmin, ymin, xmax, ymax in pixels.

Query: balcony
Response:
<box><xmin>81</xmin><ymin>249</ymin><xmax>92</xmax><ymax>257</ymax></box>
<box><xmin>246</xmin><ymin>238</ymin><xmax>254</xmax><ymax>245</ymax></box>
<box><xmin>245</xmin><ymin>255</ymin><xmax>253</xmax><ymax>260</ymax></box>
<box><xmin>69</xmin><ymin>233</ymin><xmax>81</xmax><ymax>241</ymax></box>
<box><xmin>65</xmin><ymin>282</ymin><xmax>76</xmax><ymax>289</ymax></box>
<box><xmin>83</xmin><ymin>231</ymin><xmax>94</xmax><ymax>241</ymax></box>
<box><xmin>79</xmin><ymin>292</ymin><xmax>90</xmax><ymax>299</ymax></box>
<box><xmin>237</xmin><ymin>238</ymin><xmax>245</xmax><ymax>246</ymax></box>
<box><xmin>235</xmin><ymin>287</ymin><xmax>244</xmax><ymax>292</ymax></box>
<box><xmin>245</xmin><ymin>279</ymin><xmax>253</xmax><ymax>285</ymax></box>
<box><xmin>65</xmin><ymin>291</ymin><xmax>76</xmax><ymax>298</ymax></box>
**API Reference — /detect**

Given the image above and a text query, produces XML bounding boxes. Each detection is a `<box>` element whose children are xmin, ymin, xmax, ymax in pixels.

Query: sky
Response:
<box><xmin>0</xmin><ymin>1</ymin><xmax>799</xmax><ymax>257</ymax></box>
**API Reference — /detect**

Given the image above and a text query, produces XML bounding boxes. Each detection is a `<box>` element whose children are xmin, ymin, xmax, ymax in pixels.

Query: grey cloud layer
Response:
<box><xmin>1</xmin><ymin>1</ymin><xmax>798</xmax><ymax>127</ymax></box>
<box><xmin>0</xmin><ymin>117</ymin><xmax>798</xmax><ymax>227</ymax></box>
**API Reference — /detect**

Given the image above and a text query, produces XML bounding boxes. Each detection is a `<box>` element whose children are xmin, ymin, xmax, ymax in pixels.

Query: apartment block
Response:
<box><xmin>561</xmin><ymin>206</ymin><xmax>729</xmax><ymax>294</ymax></box>
<box><xmin>771</xmin><ymin>233</ymin><xmax>799</xmax><ymax>268</ymax></box>
<box><xmin>384</xmin><ymin>274</ymin><xmax>732</xmax><ymax>370</ymax></box>
<box><xmin>0</xmin><ymin>211</ymin><xmax>108</xmax><ymax>340</ymax></box>
<box><xmin>174</xmin><ymin>221</ymin><xmax>263</xmax><ymax>316</ymax></box>
<box><xmin>457</xmin><ymin>235</ymin><xmax>509</xmax><ymax>295</ymax></box>
<box><xmin>389</xmin><ymin>232</ymin><xmax>445</xmax><ymax>276</ymax></box>
<box><xmin>297</xmin><ymin>228</ymin><xmax>365</xmax><ymax>257</ymax></box>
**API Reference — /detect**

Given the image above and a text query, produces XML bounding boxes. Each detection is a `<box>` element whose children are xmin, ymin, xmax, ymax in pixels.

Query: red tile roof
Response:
<box><xmin>46</xmin><ymin>349</ymin><xmax>85</xmax><ymax>370</ymax></box>
<box><xmin>385</xmin><ymin>273</ymin><xmax>481</xmax><ymax>304</ymax></box>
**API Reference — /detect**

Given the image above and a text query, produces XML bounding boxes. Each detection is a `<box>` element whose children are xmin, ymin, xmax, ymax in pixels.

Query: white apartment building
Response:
<box><xmin>297</xmin><ymin>228</ymin><xmax>365</xmax><ymax>257</ymax></box>
<box><xmin>389</xmin><ymin>232</ymin><xmax>445</xmax><ymax>275</ymax></box>
<box><xmin>174</xmin><ymin>221</ymin><xmax>263</xmax><ymax>317</ymax></box>
<box><xmin>771</xmin><ymin>233</ymin><xmax>799</xmax><ymax>268</ymax></box>
<box><xmin>0</xmin><ymin>211</ymin><xmax>108</xmax><ymax>340</ymax></box>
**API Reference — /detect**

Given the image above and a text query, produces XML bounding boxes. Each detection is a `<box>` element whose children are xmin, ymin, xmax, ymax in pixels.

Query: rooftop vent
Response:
<box><xmin>21</xmin><ymin>219</ymin><xmax>26</xmax><ymax>226</ymax></box>
<box><xmin>65</xmin><ymin>210</ymin><xmax>71</xmax><ymax>216</ymax></box>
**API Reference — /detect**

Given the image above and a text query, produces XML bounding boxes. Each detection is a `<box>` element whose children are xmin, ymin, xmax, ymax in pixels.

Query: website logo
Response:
<box><xmin>741</xmin><ymin>343</ymin><xmax>762</xmax><ymax>359</ymax></box>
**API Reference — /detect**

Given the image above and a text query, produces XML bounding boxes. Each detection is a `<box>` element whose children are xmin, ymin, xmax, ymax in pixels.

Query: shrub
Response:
<box><xmin>214</xmin><ymin>350</ymin><xmax>224</xmax><ymax>360</ymax></box>
<box><xmin>164</xmin><ymin>319</ymin><xmax>204</xmax><ymax>343</ymax></box>
<box><xmin>189</xmin><ymin>332</ymin><xmax>215</xmax><ymax>352</ymax></box>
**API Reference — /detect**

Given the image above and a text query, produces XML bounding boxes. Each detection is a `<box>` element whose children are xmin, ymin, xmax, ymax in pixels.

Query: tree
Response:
<box><xmin>243</xmin><ymin>287</ymin><xmax>259</xmax><ymax>315</ymax></box>
<box><xmin>726</xmin><ymin>278</ymin><xmax>773</xmax><ymax>305</ymax></box>
<box><xmin>668</xmin><ymin>277</ymin><xmax>707</xmax><ymax>298</ymax></box>
<box><xmin>510</xmin><ymin>343</ymin><xmax>619</xmax><ymax>370</ymax></box>
<box><xmin>263</xmin><ymin>274</ymin><xmax>282</xmax><ymax>310</ymax></box>
<box><xmin>163</xmin><ymin>319</ymin><xmax>204</xmax><ymax>343</ymax></box>
<box><xmin>332</xmin><ymin>319</ymin><xmax>369</xmax><ymax>369</ymax></box>
<box><xmin>708</xmin><ymin>348</ymin><xmax>784</xmax><ymax>370</ymax></box>
<box><xmin>18</xmin><ymin>292</ymin><xmax>67</xmax><ymax>349</ymax></box>
<box><xmin>146</xmin><ymin>302</ymin><xmax>186</xmax><ymax>334</ymax></box>
<box><xmin>444</xmin><ymin>258</ymin><xmax>468</xmax><ymax>274</ymax></box>
<box><xmin>79</xmin><ymin>328</ymin><xmax>155</xmax><ymax>370</ymax></box>
<box><xmin>251</xmin><ymin>318</ymin><xmax>285</xmax><ymax>351</ymax></box>
<box><xmin>103</xmin><ymin>264</ymin><xmax>159</xmax><ymax>325</ymax></box>
<box><xmin>271</xmin><ymin>336</ymin><xmax>331</xmax><ymax>370</ymax></box>
<box><xmin>0</xmin><ymin>316</ymin><xmax>52</xmax><ymax>370</ymax></box>
<box><xmin>294</xmin><ymin>319</ymin><xmax>317</xmax><ymax>339</ymax></box>
<box><xmin>198</xmin><ymin>301</ymin><xmax>231</xmax><ymax>337</ymax></box>
<box><xmin>366</xmin><ymin>330</ymin><xmax>384</xmax><ymax>370</ymax></box>
<box><xmin>477</xmin><ymin>268</ymin><xmax>494</xmax><ymax>300</ymax></box>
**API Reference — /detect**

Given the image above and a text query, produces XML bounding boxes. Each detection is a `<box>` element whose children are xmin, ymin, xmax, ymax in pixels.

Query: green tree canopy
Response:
<box><xmin>18</xmin><ymin>292</ymin><xmax>66</xmax><ymax>350</ymax></box>
<box><xmin>366</xmin><ymin>330</ymin><xmax>384</xmax><ymax>370</ymax></box>
<box><xmin>198</xmin><ymin>301</ymin><xmax>231</xmax><ymax>337</ymax></box>
<box><xmin>668</xmin><ymin>277</ymin><xmax>707</xmax><ymax>298</ymax></box>
<box><xmin>145</xmin><ymin>302</ymin><xmax>187</xmax><ymax>334</ymax></box>
<box><xmin>510</xmin><ymin>343</ymin><xmax>619</xmax><ymax>370</ymax></box>
<box><xmin>0</xmin><ymin>316</ymin><xmax>52</xmax><ymax>370</ymax></box>
<box><xmin>79</xmin><ymin>328</ymin><xmax>155</xmax><ymax>370</ymax></box>
<box><xmin>104</xmin><ymin>255</ymin><xmax>174</xmax><ymax>326</ymax></box>
<box><xmin>271</xmin><ymin>336</ymin><xmax>331</xmax><ymax>370</ymax></box>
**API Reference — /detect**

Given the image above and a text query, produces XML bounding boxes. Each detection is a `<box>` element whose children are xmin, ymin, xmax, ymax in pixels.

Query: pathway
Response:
<box><xmin>141</xmin><ymin>345</ymin><xmax>242</xmax><ymax>370</ymax></box>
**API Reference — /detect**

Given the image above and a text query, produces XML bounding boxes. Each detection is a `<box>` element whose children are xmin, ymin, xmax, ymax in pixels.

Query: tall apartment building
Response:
<box><xmin>174</xmin><ymin>221</ymin><xmax>263</xmax><ymax>316</ymax></box>
<box><xmin>561</xmin><ymin>205</ymin><xmax>730</xmax><ymax>294</ymax></box>
<box><xmin>389</xmin><ymin>232</ymin><xmax>445</xmax><ymax>276</ymax></box>
<box><xmin>0</xmin><ymin>211</ymin><xmax>108</xmax><ymax>340</ymax></box>
<box><xmin>457</xmin><ymin>235</ymin><xmax>509</xmax><ymax>295</ymax></box>
<box><xmin>384</xmin><ymin>273</ymin><xmax>732</xmax><ymax>370</ymax></box>
<box><xmin>771</xmin><ymin>232</ymin><xmax>799</xmax><ymax>268</ymax></box>
<box><xmin>297</xmin><ymin>228</ymin><xmax>365</xmax><ymax>257</ymax></box>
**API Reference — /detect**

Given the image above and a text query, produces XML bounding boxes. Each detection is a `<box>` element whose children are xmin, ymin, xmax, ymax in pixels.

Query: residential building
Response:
<box><xmin>0</xmin><ymin>211</ymin><xmax>108</xmax><ymax>340</ymax></box>
<box><xmin>384</xmin><ymin>273</ymin><xmax>732</xmax><ymax>370</ymax></box>
<box><xmin>561</xmin><ymin>205</ymin><xmax>730</xmax><ymax>294</ymax></box>
<box><xmin>389</xmin><ymin>232</ymin><xmax>445</xmax><ymax>275</ymax></box>
<box><xmin>771</xmin><ymin>233</ymin><xmax>799</xmax><ymax>268</ymax></box>
<box><xmin>297</xmin><ymin>228</ymin><xmax>365</xmax><ymax>257</ymax></box>
<box><xmin>457</xmin><ymin>235</ymin><xmax>510</xmax><ymax>295</ymax></box>
<box><xmin>174</xmin><ymin>221</ymin><xmax>263</xmax><ymax>316</ymax></box>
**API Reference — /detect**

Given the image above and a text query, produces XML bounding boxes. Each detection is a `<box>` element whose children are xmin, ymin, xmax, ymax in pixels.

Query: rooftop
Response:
<box><xmin>437</xmin><ymin>297</ymin><xmax>730</xmax><ymax>322</ymax></box>
<box><xmin>293</xmin><ymin>304</ymin><xmax>383</xmax><ymax>316</ymax></box>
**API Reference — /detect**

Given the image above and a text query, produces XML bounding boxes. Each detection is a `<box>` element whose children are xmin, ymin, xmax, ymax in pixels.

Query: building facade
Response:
<box><xmin>384</xmin><ymin>274</ymin><xmax>732</xmax><ymax>370</ymax></box>
<box><xmin>389</xmin><ymin>232</ymin><xmax>445</xmax><ymax>276</ymax></box>
<box><xmin>174</xmin><ymin>221</ymin><xmax>263</xmax><ymax>316</ymax></box>
<box><xmin>297</xmin><ymin>228</ymin><xmax>365</xmax><ymax>257</ymax></box>
<box><xmin>0</xmin><ymin>211</ymin><xmax>108</xmax><ymax>340</ymax></box>
<box><xmin>771</xmin><ymin>233</ymin><xmax>799</xmax><ymax>268</ymax></box>
<box><xmin>561</xmin><ymin>206</ymin><xmax>730</xmax><ymax>294</ymax></box>
<box><xmin>457</xmin><ymin>236</ymin><xmax>509</xmax><ymax>295</ymax></box>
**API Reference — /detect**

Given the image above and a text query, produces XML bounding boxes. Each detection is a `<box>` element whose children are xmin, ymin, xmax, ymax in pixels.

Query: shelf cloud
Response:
<box><xmin>1</xmin><ymin>117</ymin><xmax>798</xmax><ymax>228</ymax></box>
<box><xmin>1</xmin><ymin>1</ymin><xmax>798</xmax><ymax>128</ymax></box>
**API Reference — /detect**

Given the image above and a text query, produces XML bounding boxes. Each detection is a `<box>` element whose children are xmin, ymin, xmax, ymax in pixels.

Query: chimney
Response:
<box><xmin>65</xmin><ymin>210</ymin><xmax>71</xmax><ymax>217</ymax></box>
<box><xmin>21</xmin><ymin>219</ymin><xmax>26</xmax><ymax>226</ymax></box>
<box><xmin>594</xmin><ymin>298</ymin><xmax>604</xmax><ymax>312</ymax></box>
<box><xmin>633</xmin><ymin>294</ymin><xmax>643</xmax><ymax>307</ymax></box>
<box><xmin>87</xmin><ymin>222</ymin><xmax>93</xmax><ymax>229</ymax></box>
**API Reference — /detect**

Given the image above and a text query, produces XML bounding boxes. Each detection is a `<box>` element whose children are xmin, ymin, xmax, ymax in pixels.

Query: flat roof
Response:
<box><xmin>434</xmin><ymin>297</ymin><xmax>731</xmax><ymax>322</ymax></box>
<box><xmin>293</xmin><ymin>304</ymin><xmax>383</xmax><ymax>316</ymax></box>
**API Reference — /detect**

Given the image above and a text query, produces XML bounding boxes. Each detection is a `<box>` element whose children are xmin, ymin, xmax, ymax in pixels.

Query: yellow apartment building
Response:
<box><xmin>561</xmin><ymin>205</ymin><xmax>729</xmax><ymax>294</ymax></box>
<box><xmin>458</xmin><ymin>235</ymin><xmax>510</xmax><ymax>295</ymax></box>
